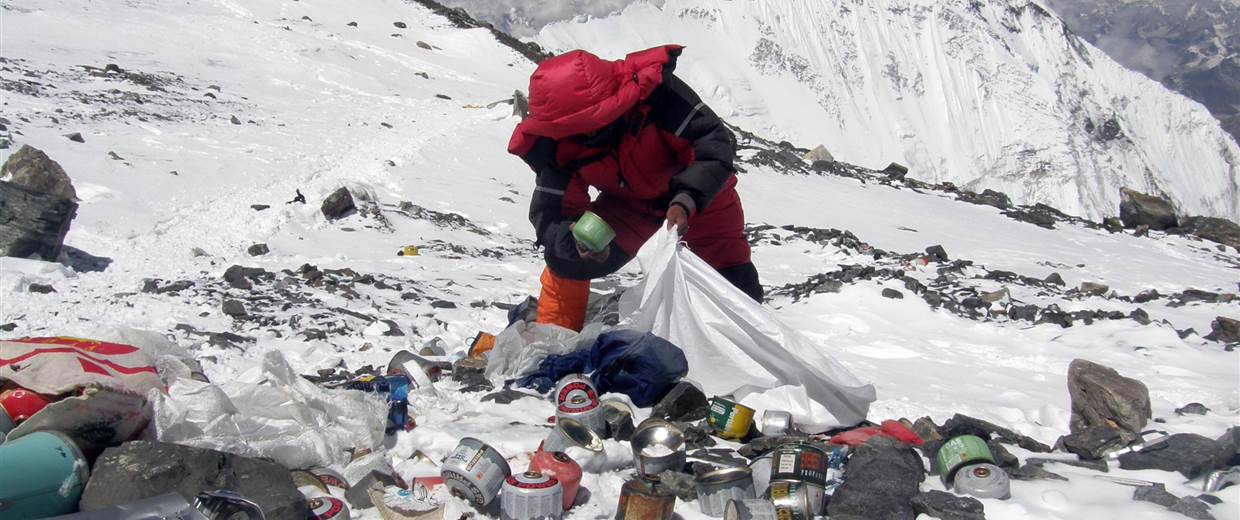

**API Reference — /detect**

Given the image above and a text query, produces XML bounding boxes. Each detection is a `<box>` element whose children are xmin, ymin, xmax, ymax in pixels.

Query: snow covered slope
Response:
<box><xmin>534</xmin><ymin>0</ymin><xmax>1240</xmax><ymax>222</ymax></box>
<box><xmin>1</xmin><ymin>1</ymin><xmax>1237</xmax><ymax>519</ymax></box>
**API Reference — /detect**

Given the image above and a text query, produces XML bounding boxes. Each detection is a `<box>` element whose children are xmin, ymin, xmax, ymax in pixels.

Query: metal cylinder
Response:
<box><xmin>0</xmin><ymin>431</ymin><xmax>90</xmax><ymax>519</ymax></box>
<box><xmin>543</xmin><ymin>417</ymin><xmax>603</xmax><ymax>453</ymax></box>
<box><xmin>529</xmin><ymin>451</ymin><xmax>582</xmax><ymax>511</ymax></box>
<box><xmin>308</xmin><ymin>497</ymin><xmax>351</xmax><ymax>519</ymax></box>
<box><xmin>758</xmin><ymin>410</ymin><xmax>793</xmax><ymax>436</ymax></box>
<box><xmin>748</xmin><ymin>453</ymin><xmax>773</xmax><ymax>497</ymax></box>
<box><xmin>936</xmin><ymin>435</ymin><xmax>996</xmax><ymax>486</ymax></box>
<box><xmin>556</xmin><ymin>394</ymin><xmax>605</xmax><ymax>436</ymax></box>
<box><xmin>615</xmin><ymin>477</ymin><xmax>675</xmax><ymax>520</ymax></box>
<box><xmin>706</xmin><ymin>398</ymin><xmax>754</xmax><ymax>440</ymax></box>
<box><xmin>765</xmin><ymin>480</ymin><xmax>818</xmax><ymax>520</ymax></box>
<box><xmin>311</xmin><ymin>467</ymin><xmax>350</xmax><ymax>493</ymax></box>
<box><xmin>501</xmin><ymin>471</ymin><xmax>563</xmax><ymax>520</ymax></box>
<box><xmin>553</xmin><ymin>374</ymin><xmax>597</xmax><ymax>404</ymax></box>
<box><xmin>953</xmin><ymin>463</ymin><xmax>1010</xmax><ymax>500</ymax></box>
<box><xmin>723</xmin><ymin>499</ymin><xmax>777</xmax><ymax>520</ymax></box>
<box><xmin>442</xmin><ymin>437</ymin><xmax>512</xmax><ymax>507</ymax></box>
<box><xmin>631</xmin><ymin>419</ymin><xmax>687</xmax><ymax>477</ymax></box>
<box><xmin>695</xmin><ymin>467</ymin><xmax>756</xmax><ymax>517</ymax></box>
<box><xmin>770</xmin><ymin>442</ymin><xmax>829</xmax><ymax>487</ymax></box>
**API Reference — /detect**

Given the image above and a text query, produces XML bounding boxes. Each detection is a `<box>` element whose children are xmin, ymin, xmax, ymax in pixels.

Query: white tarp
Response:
<box><xmin>619</xmin><ymin>227</ymin><xmax>876</xmax><ymax>431</ymax></box>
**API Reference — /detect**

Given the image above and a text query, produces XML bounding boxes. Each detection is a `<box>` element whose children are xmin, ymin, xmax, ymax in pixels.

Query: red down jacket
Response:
<box><xmin>508</xmin><ymin>45</ymin><xmax>750</xmax><ymax>275</ymax></box>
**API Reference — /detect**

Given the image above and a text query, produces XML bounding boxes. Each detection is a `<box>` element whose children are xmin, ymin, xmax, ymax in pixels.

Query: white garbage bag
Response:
<box><xmin>485</xmin><ymin>319</ymin><xmax>605</xmax><ymax>384</ymax></box>
<box><xmin>620</xmin><ymin>227</ymin><xmax>876</xmax><ymax>430</ymax></box>
<box><xmin>150</xmin><ymin>349</ymin><xmax>386</xmax><ymax>469</ymax></box>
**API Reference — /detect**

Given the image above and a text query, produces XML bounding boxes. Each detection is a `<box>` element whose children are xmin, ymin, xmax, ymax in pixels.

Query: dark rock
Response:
<box><xmin>79</xmin><ymin>441</ymin><xmax>306</xmax><ymax>520</ymax></box>
<box><xmin>1176</xmin><ymin>215</ymin><xmax>1240</xmax><ymax>250</ymax></box>
<box><xmin>1103</xmin><ymin>217</ymin><xmax>1124</xmax><ymax>233</ymax></box>
<box><xmin>379</xmin><ymin>319</ymin><xmax>404</xmax><ymax>336</ymax></box>
<box><xmin>223</xmin><ymin>264</ymin><xmax>268</xmax><ymax>290</ymax></box>
<box><xmin>1169</xmin><ymin>497</ymin><xmax>1216</xmax><ymax>520</ymax></box>
<box><xmin>675</xmin><ymin>421</ymin><xmax>718</xmax><ymax>450</ymax></box>
<box><xmin>1118</xmin><ymin>433</ymin><xmax>1230</xmax><ymax>478</ymax></box>
<box><xmin>827</xmin><ymin>436</ymin><xmax>925</xmax><ymax>520</ymax></box>
<box><xmin>1179</xmin><ymin>289</ymin><xmax>1221</xmax><ymax>304</ymax></box>
<box><xmin>1009</xmin><ymin>304</ymin><xmax>1039</xmax><ymax>322</ymax></box>
<box><xmin>925</xmin><ymin>245</ymin><xmax>949</xmax><ymax>262</ymax></box>
<box><xmin>1130</xmin><ymin>308</ymin><xmax>1151</xmax><ymax>325</ymax></box>
<box><xmin>653</xmin><ymin>470</ymin><xmax>697</xmax><ymax>501</ymax></box>
<box><xmin>430</xmin><ymin>300</ymin><xmax>457</xmax><ymax>309</ymax></box>
<box><xmin>1119</xmin><ymin>188</ymin><xmax>1178</xmax><ymax>230</ymax></box>
<box><xmin>1133</xmin><ymin>483</ymin><xmax>1178</xmax><ymax>508</ymax></box>
<box><xmin>738</xmin><ymin>436</ymin><xmax>808</xmax><ymax>459</ymax></box>
<box><xmin>347</xmin><ymin>21</ymin><xmax>358</xmax><ymax>27</ymax></box>
<box><xmin>321</xmin><ymin>187</ymin><xmax>356</xmax><ymax>220</ymax></box>
<box><xmin>603</xmin><ymin>404</ymin><xmax>636</xmax><ymax>441</ymax></box>
<box><xmin>0</xmin><ymin>179</ymin><xmax>77</xmax><ymax>261</ymax></box>
<box><xmin>1078</xmin><ymin>281</ymin><xmax>1109</xmax><ymax>296</ymax></box>
<box><xmin>1178</xmin><ymin>328</ymin><xmax>1198</xmax><ymax>340</ymax></box>
<box><xmin>1175</xmin><ymin>403</ymin><xmax>1209</xmax><ymax>416</ymax></box>
<box><xmin>652</xmin><ymin>382</ymin><xmax>708</xmax><ymax>422</ymax></box>
<box><xmin>1067</xmin><ymin>359</ymin><xmax>1151</xmax><ymax>437</ymax></box>
<box><xmin>27</xmin><ymin>283</ymin><xmax>56</xmax><ymax>294</ymax></box>
<box><xmin>251</xmin><ymin>204</ymin><xmax>270</xmax><ymax>211</ymax></box>
<box><xmin>394</xmin><ymin>21</ymin><xmax>407</xmax><ymax>28</ymax></box>
<box><xmin>883</xmin><ymin>162</ymin><xmax>909</xmax><ymax>180</ymax></box>
<box><xmin>1206</xmin><ymin>316</ymin><xmax>1239</xmax><ymax>343</ymax></box>
<box><xmin>3</xmin><ymin>144</ymin><xmax>77</xmax><ymax>200</ymax></box>
<box><xmin>911</xmin><ymin>417</ymin><xmax>944</xmax><ymax>447</ymax></box>
<box><xmin>1134</xmin><ymin>289</ymin><xmax>1161</xmax><ymax>303</ymax></box>
<box><xmin>246</xmin><ymin>243</ymin><xmax>269</xmax><ymax>256</ymax></box>
<box><xmin>1058</xmin><ymin>425</ymin><xmax>1130</xmax><ymax>460</ymax></box>
<box><xmin>416</xmin><ymin>41</ymin><xmax>434</xmax><ymax>50</ymax></box>
<box><xmin>222</xmin><ymin>299</ymin><xmax>247</xmax><ymax>318</ymax></box>
<box><xmin>1134</xmin><ymin>224</ymin><xmax>1150</xmax><ymax>237</ymax></box>
<box><xmin>435</xmin><ymin>94</ymin><xmax>452</xmax><ymax>100</ymax></box>
<box><xmin>910</xmin><ymin>490</ymin><xmax>985</xmax><ymax>520</ymax></box>
<box><xmin>960</xmin><ymin>297</ymin><xmax>985</xmax><ymax>309</ymax></box>
<box><xmin>451</xmin><ymin>357</ymin><xmax>487</xmax><ymax>383</ymax></box>
<box><xmin>987</xmin><ymin>439</ymin><xmax>1019</xmax><ymax>470</ymax></box>
<box><xmin>942</xmin><ymin>414</ymin><xmax>1053</xmax><ymax>452</ymax></box>
<box><xmin>0</xmin><ymin>323</ymin><xmax>16</xmax><ymax>332</ymax></box>
<box><xmin>1044</xmin><ymin>272</ymin><xmax>1066</xmax><ymax>286</ymax></box>
<box><xmin>1008</xmin><ymin>463</ymin><xmax>1068</xmax><ymax>481</ymax></box>
<box><xmin>882</xmin><ymin>288</ymin><xmax>904</xmax><ymax>299</ymax></box>
<box><xmin>1216</xmin><ymin>427</ymin><xmax>1239</xmax><ymax>466</ymax></box>
<box><xmin>65</xmin><ymin>132</ymin><xmax>85</xmax><ymax>143</ymax></box>
<box><xmin>482</xmin><ymin>389</ymin><xmax>536</xmax><ymax>404</ymax></box>
<box><xmin>229</xmin><ymin>115</ymin><xmax>241</xmax><ymax>125</ymax></box>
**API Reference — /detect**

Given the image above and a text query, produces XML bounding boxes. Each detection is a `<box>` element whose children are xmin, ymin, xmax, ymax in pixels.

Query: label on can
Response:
<box><xmin>311</xmin><ymin>468</ymin><xmax>349</xmax><ymax>491</ymax></box>
<box><xmin>308</xmin><ymin>497</ymin><xmax>348</xmax><ymax>519</ymax></box>
<box><xmin>502</xmin><ymin>472</ymin><xmax>562</xmax><ymax>520</ymax></box>
<box><xmin>771</xmin><ymin>443</ymin><xmax>828</xmax><ymax>487</ymax></box>
<box><xmin>936</xmin><ymin>435</ymin><xmax>995</xmax><ymax>485</ymax></box>
<box><xmin>725</xmin><ymin>499</ymin><xmax>777</xmax><ymax>520</ymax></box>
<box><xmin>707</xmin><ymin>398</ymin><xmax>753</xmax><ymax>439</ymax></box>
<box><xmin>766</xmin><ymin>481</ymin><xmax>817</xmax><ymax>520</ymax></box>
<box><xmin>443</xmin><ymin>440</ymin><xmax>509</xmax><ymax>506</ymax></box>
<box><xmin>556</xmin><ymin>379</ymin><xmax>598</xmax><ymax>407</ymax></box>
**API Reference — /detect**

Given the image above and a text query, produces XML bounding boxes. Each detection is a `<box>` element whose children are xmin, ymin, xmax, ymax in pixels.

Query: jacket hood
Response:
<box><xmin>509</xmin><ymin>45</ymin><xmax>683</xmax><ymax>153</ymax></box>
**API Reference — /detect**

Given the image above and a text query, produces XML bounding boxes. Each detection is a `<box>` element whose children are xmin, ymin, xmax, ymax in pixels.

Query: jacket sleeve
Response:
<box><xmin>650</xmin><ymin>73</ymin><xmax>737</xmax><ymax>215</ymax></box>
<box><xmin>519</xmin><ymin>137</ymin><xmax>582</xmax><ymax>261</ymax></box>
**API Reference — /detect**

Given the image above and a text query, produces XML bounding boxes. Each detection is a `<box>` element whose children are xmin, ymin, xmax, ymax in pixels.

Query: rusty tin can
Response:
<box><xmin>501</xmin><ymin>471</ymin><xmax>563</xmax><ymax>520</ymax></box>
<box><xmin>442</xmin><ymin>437</ymin><xmax>512</xmax><ymax>507</ymax></box>
<box><xmin>615</xmin><ymin>476</ymin><xmax>675</xmax><ymax>520</ymax></box>
<box><xmin>695</xmin><ymin>467</ymin><xmax>757</xmax><ymax>517</ymax></box>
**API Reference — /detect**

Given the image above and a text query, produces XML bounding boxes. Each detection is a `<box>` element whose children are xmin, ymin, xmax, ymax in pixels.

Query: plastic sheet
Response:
<box><xmin>150</xmin><ymin>350</ymin><xmax>386</xmax><ymax>469</ymax></box>
<box><xmin>619</xmin><ymin>227</ymin><xmax>876</xmax><ymax>430</ymax></box>
<box><xmin>484</xmin><ymin>319</ymin><xmax>605</xmax><ymax>384</ymax></box>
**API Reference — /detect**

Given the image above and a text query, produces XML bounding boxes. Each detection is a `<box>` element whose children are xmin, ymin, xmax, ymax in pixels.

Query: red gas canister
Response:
<box><xmin>529</xmin><ymin>450</ymin><xmax>582</xmax><ymax>511</ymax></box>
<box><xmin>0</xmin><ymin>387</ymin><xmax>52</xmax><ymax>422</ymax></box>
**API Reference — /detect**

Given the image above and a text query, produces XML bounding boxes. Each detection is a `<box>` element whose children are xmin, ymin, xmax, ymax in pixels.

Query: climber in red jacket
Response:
<box><xmin>508</xmin><ymin>45</ymin><xmax>762</xmax><ymax>331</ymax></box>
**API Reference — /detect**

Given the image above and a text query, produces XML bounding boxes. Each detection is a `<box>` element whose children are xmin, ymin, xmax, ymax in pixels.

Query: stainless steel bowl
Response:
<box><xmin>631</xmin><ymin>418</ymin><xmax>686</xmax><ymax>476</ymax></box>
<box><xmin>544</xmin><ymin>417</ymin><xmax>604</xmax><ymax>452</ymax></box>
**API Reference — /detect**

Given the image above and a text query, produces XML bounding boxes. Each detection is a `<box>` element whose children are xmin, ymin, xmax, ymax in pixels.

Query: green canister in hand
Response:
<box><xmin>572</xmin><ymin>211</ymin><xmax>616</xmax><ymax>253</ymax></box>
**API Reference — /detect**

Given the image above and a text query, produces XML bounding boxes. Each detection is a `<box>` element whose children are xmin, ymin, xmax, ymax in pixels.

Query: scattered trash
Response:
<box><xmin>1202</xmin><ymin>467</ymin><xmax>1239</xmax><ymax>493</ymax></box>
<box><xmin>529</xmin><ymin>451</ymin><xmax>582</xmax><ymax>511</ymax></box>
<box><xmin>707</xmin><ymin>397</ymin><xmax>754</xmax><ymax>440</ymax></box>
<box><xmin>953</xmin><ymin>463</ymin><xmax>1010</xmax><ymax>500</ymax></box>
<box><xmin>767</xmin><ymin>480</ymin><xmax>822</xmax><ymax>517</ymax></box>
<box><xmin>572</xmin><ymin>211</ymin><xmax>615</xmax><ymax>253</ymax></box>
<box><xmin>441</xmin><ymin>437</ymin><xmax>511</xmax><ymax>507</ymax></box>
<box><xmin>829</xmin><ymin>420</ymin><xmax>923</xmax><ymax>447</ymax></box>
<box><xmin>632</xmin><ymin>418</ymin><xmax>687</xmax><ymax>477</ymax></box>
<box><xmin>615</xmin><ymin>476</ymin><xmax>675</xmax><ymax>520</ymax></box>
<box><xmin>468</xmin><ymin>332</ymin><xmax>497</xmax><ymax>358</ymax></box>
<box><xmin>555</xmin><ymin>374</ymin><xmax>604</xmax><ymax>435</ymax></box>
<box><xmin>935</xmin><ymin>435</ymin><xmax>996</xmax><ymax>486</ymax></box>
<box><xmin>758</xmin><ymin>410</ymin><xmax>794</xmax><ymax>436</ymax></box>
<box><xmin>308</xmin><ymin>496</ymin><xmax>351</xmax><ymax>519</ymax></box>
<box><xmin>500</xmin><ymin>471</ymin><xmax>563</xmax><ymax>520</ymax></box>
<box><xmin>542</xmin><ymin>417</ymin><xmax>603</xmax><ymax>453</ymax></box>
<box><xmin>397</xmin><ymin>246</ymin><xmax>419</xmax><ymax>257</ymax></box>
<box><xmin>723</xmin><ymin>498</ymin><xmax>777</xmax><ymax>520</ymax></box>
<box><xmin>695</xmin><ymin>467</ymin><xmax>756</xmax><ymax>517</ymax></box>
<box><xmin>0</xmin><ymin>431</ymin><xmax>90</xmax><ymax>518</ymax></box>
<box><xmin>289</xmin><ymin>189</ymin><xmax>306</xmax><ymax>204</ymax></box>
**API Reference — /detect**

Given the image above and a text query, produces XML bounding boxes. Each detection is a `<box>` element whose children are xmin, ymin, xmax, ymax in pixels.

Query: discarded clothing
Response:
<box><xmin>518</xmin><ymin>329</ymin><xmax>688</xmax><ymax>407</ymax></box>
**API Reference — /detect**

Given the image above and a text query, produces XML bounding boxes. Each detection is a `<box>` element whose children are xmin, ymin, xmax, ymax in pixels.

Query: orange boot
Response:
<box><xmin>535</xmin><ymin>266</ymin><xmax>590</xmax><ymax>332</ymax></box>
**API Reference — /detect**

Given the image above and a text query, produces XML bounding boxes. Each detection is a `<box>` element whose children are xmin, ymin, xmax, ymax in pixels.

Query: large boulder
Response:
<box><xmin>1174</xmin><ymin>216</ymin><xmax>1240</xmax><ymax>250</ymax></box>
<box><xmin>2</xmin><ymin>144</ymin><xmax>77</xmax><ymax>200</ymax></box>
<box><xmin>802</xmin><ymin>144</ymin><xmax>834</xmax><ymax>163</ymax></box>
<box><xmin>1067</xmin><ymin>359</ymin><xmax>1150</xmax><ymax>438</ymax></box>
<box><xmin>1205</xmin><ymin>316</ymin><xmax>1239</xmax><ymax>344</ymax></box>
<box><xmin>321</xmin><ymin>187</ymin><xmax>356</xmax><ymax>220</ymax></box>
<box><xmin>1119</xmin><ymin>187</ymin><xmax>1177</xmax><ymax>230</ymax></box>
<box><xmin>911</xmin><ymin>490</ymin><xmax>986</xmax><ymax>520</ymax></box>
<box><xmin>827</xmin><ymin>436</ymin><xmax>925</xmax><ymax>520</ymax></box>
<box><xmin>0</xmin><ymin>179</ymin><xmax>77</xmax><ymax>260</ymax></box>
<box><xmin>79</xmin><ymin>441</ymin><xmax>307</xmax><ymax>520</ymax></box>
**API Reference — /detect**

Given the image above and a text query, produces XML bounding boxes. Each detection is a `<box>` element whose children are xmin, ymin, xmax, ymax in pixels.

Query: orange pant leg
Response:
<box><xmin>535</xmin><ymin>266</ymin><xmax>591</xmax><ymax>331</ymax></box>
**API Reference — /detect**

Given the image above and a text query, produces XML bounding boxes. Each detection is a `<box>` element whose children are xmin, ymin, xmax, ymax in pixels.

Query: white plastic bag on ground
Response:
<box><xmin>150</xmin><ymin>349</ymin><xmax>385</xmax><ymax>469</ymax></box>
<box><xmin>485</xmin><ymin>320</ymin><xmax>605</xmax><ymax>384</ymax></box>
<box><xmin>620</xmin><ymin>227</ymin><xmax>876</xmax><ymax>431</ymax></box>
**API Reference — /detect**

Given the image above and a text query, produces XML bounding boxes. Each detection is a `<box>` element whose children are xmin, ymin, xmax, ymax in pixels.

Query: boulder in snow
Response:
<box><xmin>0</xmin><ymin>177</ymin><xmax>78</xmax><ymax>261</ymax></box>
<box><xmin>1205</xmin><ymin>316</ymin><xmax>1239</xmax><ymax>344</ymax></box>
<box><xmin>1119</xmin><ymin>187</ymin><xmax>1177</xmax><ymax>230</ymax></box>
<box><xmin>1058</xmin><ymin>425</ymin><xmax>1130</xmax><ymax>460</ymax></box>
<box><xmin>1118</xmin><ymin>433</ymin><xmax>1229</xmax><ymax>479</ymax></box>
<box><xmin>79</xmin><ymin>441</ymin><xmax>307</xmax><ymax>520</ymax></box>
<box><xmin>911</xmin><ymin>490</ymin><xmax>985</xmax><ymax>520</ymax></box>
<box><xmin>827</xmin><ymin>436</ymin><xmax>924</xmax><ymax>520</ymax></box>
<box><xmin>882</xmin><ymin>162</ymin><xmax>909</xmax><ymax>180</ymax></box>
<box><xmin>2</xmin><ymin>144</ymin><xmax>77</xmax><ymax>200</ymax></box>
<box><xmin>1173</xmin><ymin>216</ymin><xmax>1240</xmax><ymax>250</ymax></box>
<box><xmin>802</xmin><ymin>144</ymin><xmax>834</xmax><ymax>163</ymax></box>
<box><xmin>1067</xmin><ymin>359</ymin><xmax>1150</xmax><ymax>437</ymax></box>
<box><xmin>321</xmin><ymin>187</ymin><xmax>356</xmax><ymax>220</ymax></box>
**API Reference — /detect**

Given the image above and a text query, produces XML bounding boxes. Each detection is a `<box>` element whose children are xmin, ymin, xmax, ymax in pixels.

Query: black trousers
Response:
<box><xmin>545</xmin><ymin>245</ymin><xmax>764</xmax><ymax>303</ymax></box>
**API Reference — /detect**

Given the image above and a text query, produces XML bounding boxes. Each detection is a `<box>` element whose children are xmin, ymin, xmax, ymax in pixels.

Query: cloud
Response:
<box><xmin>436</xmin><ymin>0</ymin><xmax>664</xmax><ymax>37</ymax></box>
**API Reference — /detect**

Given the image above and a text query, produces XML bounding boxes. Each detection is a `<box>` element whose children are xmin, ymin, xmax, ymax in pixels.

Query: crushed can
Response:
<box><xmin>694</xmin><ymin>467</ymin><xmax>756</xmax><ymax>517</ymax></box>
<box><xmin>615</xmin><ymin>476</ymin><xmax>675</xmax><ymax>520</ymax></box>
<box><xmin>0</xmin><ymin>431</ymin><xmax>90</xmax><ymax>519</ymax></box>
<box><xmin>308</xmin><ymin>496</ymin><xmax>351</xmax><ymax>519</ymax></box>
<box><xmin>388</xmin><ymin>350</ymin><xmax>443</xmax><ymax>383</ymax></box>
<box><xmin>953</xmin><ymin>463</ymin><xmax>1010</xmax><ymax>499</ymax></box>
<box><xmin>501</xmin><ymin>471</ymin><xmax>563</xmax><ymax>520</ymax></box>
<box><xmin>707</xmin><ymin>398</ymin><xmax>754</xmax><ymax>440</ymax></box>
<box><xmin>442</xmin><ymin>437</ymin><xmax>512</xmax><ymax>507</ymax></box>
<box><xmin>529</xmin><ymin>451</ymin><xmax>582</xmax><ymax>511</ymax></box>
<box><xmin>765</xmin><ymin>480</ymin><xmax>818</xmax><ymax>520</ymax></box>
<box><xmin>935</xmin><ymin>435</ymin><xmax>996</xmax><ymax>486</ymax></box>
<box><xmin>723</xmin><ymin>499</ymin><xmax>777</xmax><ymax>520</ymax></box>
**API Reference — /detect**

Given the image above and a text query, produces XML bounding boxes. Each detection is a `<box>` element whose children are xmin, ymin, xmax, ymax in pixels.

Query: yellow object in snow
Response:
<box><xmin>397</xmin><ymin>246</ymin><xmax>419</xmax><ymax>257</ymax></box>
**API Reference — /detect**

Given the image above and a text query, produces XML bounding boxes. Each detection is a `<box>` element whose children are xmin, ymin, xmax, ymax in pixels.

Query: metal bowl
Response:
<box><xmin>544</xmin><ymin>417</ymin><xmax>603</xmax><ymax>452</ymax></box>
<box><xmin>631</xmin><ymin>418</ymin><xmax>686</xmax><ymax>476</ymax></box>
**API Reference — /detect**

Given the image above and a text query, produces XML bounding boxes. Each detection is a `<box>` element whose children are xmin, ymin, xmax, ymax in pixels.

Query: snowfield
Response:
<box><xmin>0</xmin><ymin>1</ymin><xmax>1237</xmax><ymax>519</ymax></box>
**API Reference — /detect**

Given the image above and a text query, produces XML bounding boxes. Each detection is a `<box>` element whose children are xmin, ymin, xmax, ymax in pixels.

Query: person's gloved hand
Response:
<box><xmin>665</xmin><ymin>203</ymin><xmax>689</xmax><ymax>236</ymax></box>
<box><xmin>571</xmin><ymin>223</ymin><xmax>610</xmax><ymax>262</ymax></box>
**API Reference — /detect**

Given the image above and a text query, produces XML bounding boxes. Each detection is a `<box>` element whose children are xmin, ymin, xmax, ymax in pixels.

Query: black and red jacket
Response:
<box><xmin>507</xmin><ymin>45</ymin><xmax>737</xmax><ymax>261</ymax></box>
